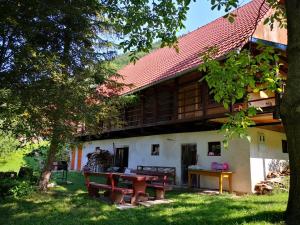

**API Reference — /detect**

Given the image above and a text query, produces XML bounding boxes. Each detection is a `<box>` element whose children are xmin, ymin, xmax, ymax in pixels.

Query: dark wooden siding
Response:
<box><xmin>106</xmin><ymin>71</ymin><xmax>278</xmax><ymax>131</ymax></box>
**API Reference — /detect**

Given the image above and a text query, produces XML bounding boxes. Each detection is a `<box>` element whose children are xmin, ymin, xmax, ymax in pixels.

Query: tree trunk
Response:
<box><xmin>281</xmin><ymin>1</ymin><xmax>300</xmax><ymax>224</ymax></box>
<box><xmin>38</xmin><ymin>131</ymin><xmax>60</xmax><ymax>191</ymax></box>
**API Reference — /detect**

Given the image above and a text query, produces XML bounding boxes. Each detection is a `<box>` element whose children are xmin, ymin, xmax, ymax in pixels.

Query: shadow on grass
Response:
<box><xmin>0</xmin><ymin>172</ymin><xmax>287</xmax><ymax>225</ymax></box>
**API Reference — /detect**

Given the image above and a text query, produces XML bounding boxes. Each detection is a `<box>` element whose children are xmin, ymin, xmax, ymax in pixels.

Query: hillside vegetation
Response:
<box><xmin>113</xmin><ymin>41</ymin><xmax>162</xmax><ymax>70</ymax></box>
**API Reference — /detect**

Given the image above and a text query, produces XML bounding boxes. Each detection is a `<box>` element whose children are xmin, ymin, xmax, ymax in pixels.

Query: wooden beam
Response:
<box><xmin>173</xmin><ymin>78</ymin><xmax>179</xmax><ymax>120</ymax></box>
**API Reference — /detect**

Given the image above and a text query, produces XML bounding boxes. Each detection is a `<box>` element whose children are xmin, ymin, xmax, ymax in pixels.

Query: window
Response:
<box><xmin>282</xmin><ymin>140</ymin><xmax>288</xmax><ymax>153</ymax></box>
<box><xmin>151</xmin><ymin>144</ymin><xmax>160</xmax><ymax>156</ymax></box>
<box><xmin>178</xmin><ymin>83</ymin><xmax>202</xmax><ymax>119</ymax></box>
<box><xmin>208</xmin><ymin>142</ymin><xmax>221</xmax><ymax>156</ymax></box>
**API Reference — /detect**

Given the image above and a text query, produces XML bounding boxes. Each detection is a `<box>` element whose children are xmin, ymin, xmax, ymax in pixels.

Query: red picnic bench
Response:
<box><xmin>84</xmin><ymin>172</ymin><xmax>133</xmax><ymax>204</ymax></box>
<box><xmin>84</xmin><ymin>172</ymin><xmax>160</xmax><ymax>205</ymax></box>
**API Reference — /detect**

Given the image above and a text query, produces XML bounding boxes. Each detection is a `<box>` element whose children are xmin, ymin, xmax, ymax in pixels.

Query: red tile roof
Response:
<box><xmin>119</xmin><ymin>0</ymin><xmax>270</xmax><ymax>94</ymax></box>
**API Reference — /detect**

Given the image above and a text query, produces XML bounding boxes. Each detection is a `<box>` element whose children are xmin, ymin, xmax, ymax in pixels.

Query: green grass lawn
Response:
<box><xmin>0</xmin><ymin>151</ymin><xmax>27</xmax><ymax>172</ymax></box>
<box><xmin>0</xmin><ymin>172</ymin><xmax>287</xmax><ymax>225</ymax></box>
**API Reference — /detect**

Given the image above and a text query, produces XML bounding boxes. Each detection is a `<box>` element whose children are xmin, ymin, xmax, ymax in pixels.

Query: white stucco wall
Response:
<box><xmin>79</xmin><ymin>130</ymin><xmax>253</xmax><ymax>193</ymax></box>
<box><xmin>249</xmin><ymin>127</ymin><xmax>288</xmax><ymax>191</ymax></box>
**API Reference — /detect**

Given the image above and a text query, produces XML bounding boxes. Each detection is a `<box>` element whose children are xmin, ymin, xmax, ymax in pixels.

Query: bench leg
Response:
<box><xmin>104</xmin><ymin>190</ymin><xmax>111</xmax><ymax>197</ymax></box>
<box><xmin>111</xmin><ymin>192</ymin><xmax>125</xmax><ymax>204</ymax></box>
<box><xmin>88</xmin><ymin>187</ymin><xmax>99</xmax><ymax>198</ymax></box>
<box><xmin>155</xmin><ymin>189</ymin><xmax>165</xmax><ymax>200</ymax></box>
<box><xmin>131</xmin><ymin>192</ymin><xmax>149</xmax><ymax>205</ymax></box>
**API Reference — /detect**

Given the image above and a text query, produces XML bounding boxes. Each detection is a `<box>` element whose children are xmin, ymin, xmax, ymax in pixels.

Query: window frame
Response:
<box><xmin>207</xmin><ymin>141</ymin><xmax>221</xmax><ymax>156</ymax></box>
<box><xmin>151</xmin><ymin>144</ymin><xmax>160</xmax><ymax>156</ymax></box>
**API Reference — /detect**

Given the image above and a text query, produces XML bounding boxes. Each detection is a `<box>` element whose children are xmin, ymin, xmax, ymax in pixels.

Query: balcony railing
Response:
<box><xmin>103</xmin><ymin>90</ymin><xmax>278</xmax><ymax>132</ymax></box>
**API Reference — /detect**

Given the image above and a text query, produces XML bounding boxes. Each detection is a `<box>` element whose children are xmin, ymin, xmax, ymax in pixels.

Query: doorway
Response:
<box><xmin>115</xmin><ymin>147</ymin><xmax>129</xmax><ymax>169</ymax></box>
<box><xmin>181</xmin><ymin>144</ymin><xmax>197</xmax><ymax>184</ymax></box>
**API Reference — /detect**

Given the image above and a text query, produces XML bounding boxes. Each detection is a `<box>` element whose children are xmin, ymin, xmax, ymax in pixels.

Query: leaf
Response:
<box><xmin>228</xmin><ymin>15</ymin><xmax>235</xmax><ymax>23</ymax></box>
<box><xmin>264</xmin><ymin>17</ymin><xmax>270</xmax><ymax>25</ymax></box>
<box><xmin>237</xmin><ymin>90</ymin><xmax>244</xmax><ymax>99</ymax></box>
<box><xmin>223</xmin><ymin>140</ymin><xmax>229</xmax><ymax>149</ymax></box>
<box><xmin>246</xmin><ymin>135</ymin><xmax>251</xmax><ymax>142</ymax></box>
<box><xmin>247</xmin><ymin>107</ymin><xmax>257</xmax><ymax>117</ymax></box>
<box><xmin>223</xmin><ymin>102</ymin><xmax>229</xmax><ymax>110</ymax></box>
<box><xmin>253</xmin><ymin>88</ymin><xmax>260</xmax><ymax>93</ymax></box>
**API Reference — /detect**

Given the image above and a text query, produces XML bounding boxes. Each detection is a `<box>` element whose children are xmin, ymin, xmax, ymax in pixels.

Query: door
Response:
<box><xmin>77</xmin><ymin>144</ymin><xmax>83</xmax><ymax>171</ymax></box>
<box><xmin>181</xmin><ymin>144</ymin><xmax>197</xmax><ymax>184</ymax></box>
<box><xmin>115</xmin><ymin>147</ymin><xmax>129</xmax><ymax>169</ymax></box>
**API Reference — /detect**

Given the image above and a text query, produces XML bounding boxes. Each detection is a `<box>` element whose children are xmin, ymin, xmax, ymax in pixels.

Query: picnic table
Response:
<box><xmin>84</xmin><ymin>172</ymin><xmax>158</xmax><ymax>205</ymax></box>
<box><xmin>115</xmin><ymin>173</ymin><xmax>158</xmax><ymax>204</ymax></box>
<box><xmin>188</xmin><ymin>169</ymin><xmax>233</xmax><ymax>194</ymax></box>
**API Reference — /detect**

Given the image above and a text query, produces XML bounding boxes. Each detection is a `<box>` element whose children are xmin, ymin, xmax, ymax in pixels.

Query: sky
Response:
<box><xmin>178</xmin><ymin>0</ymin><xmax>252</xmax><ymax>36</ymax></box>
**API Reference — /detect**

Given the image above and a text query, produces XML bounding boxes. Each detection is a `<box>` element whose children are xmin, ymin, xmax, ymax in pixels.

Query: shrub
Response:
<box><xmin>0</xmin><ymin>177</ymin><xmax>18</xmax><ymax>198</ymax></box>
<box><xmin>272</xmin><ymin>176</ymin><xmax>290</xmax><ymax>194</ymax></box>
<box><xmin>0</xmin><ymin>168</ymin><xmax>36</xmax><ymax>198</ymax></box>
<box><xmin>9</xmin><ymin>180</ymin><xmax>34</xmax><ymax>198</ymax></box>
<box><xmin>23</xmin><ymin>142</ymin><xmax>49</xmax><ymax>176</ymax></box>
<box><xmin>0</xmin><ymin>177</ymin><xmax>34</xmax><ymax>198</ymax></box>
<box><xmin>0</xmin><ymin>131</ymin><xmax>20</xmax><ymax>159</ymax></box>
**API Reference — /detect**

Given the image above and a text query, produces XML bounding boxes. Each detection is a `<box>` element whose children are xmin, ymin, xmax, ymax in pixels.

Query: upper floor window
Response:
<box><xmin>178</xmin><ymin>83</ymin><xmax>202</xmax><ymax>119</ymax></box>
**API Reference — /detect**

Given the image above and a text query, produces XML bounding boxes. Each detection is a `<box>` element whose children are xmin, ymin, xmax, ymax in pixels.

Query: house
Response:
<box><xmin>69</xmin><ymin>0</ymin><xmax>288</xmax><ymax>193</ymax></box>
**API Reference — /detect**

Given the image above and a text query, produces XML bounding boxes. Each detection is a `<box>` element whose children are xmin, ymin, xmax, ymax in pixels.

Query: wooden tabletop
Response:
<box><xmin>84</xmin><ymin>172</ymin><xmax>158</xmax><ymax>181</ymax></box>
<box><xmin>188</xmin><ymin>169</ymin><xmax>233</xmax><ymax>175</ymax></box>
<box><xmin>115</xmin><ymin>173</ymin><xmax>158</xmax><ymax>181</ymax></box>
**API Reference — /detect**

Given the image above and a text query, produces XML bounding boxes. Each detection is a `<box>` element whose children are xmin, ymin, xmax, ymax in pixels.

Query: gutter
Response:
<box><xmin>250</xmin><ymin>37</ymin><xmax>287</xmax><ymax>51</ymax></box>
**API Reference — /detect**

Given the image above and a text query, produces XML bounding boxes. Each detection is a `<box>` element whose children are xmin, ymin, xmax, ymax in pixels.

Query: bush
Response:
<box><xmin>0</xmin><ymin>131</ymin><xmax>20</xmax><ymax>159</ymax></box>
<box><xmin>0</xmin><ymin>168</ymin><xmax>36</xmax><ymax>198</ymax></box>
<box><xmin>23</xmin><ymin>142</ymin><xmax>49</xmax><ymax>176</ymax></box>
<box><xmin>0</xmin><ymin>177</ymin><xmax>35</xmax><ymax>198</ymax></box>
<box><xmin>272</xmin><ymin>176</ymin><xmax>290</xmax><ymax>194</ymax></box>
<box><xmin>0</xmin><ymin>177</ymin><xmax>18</xmax><ymax>198</ymax></box>
<box><xmin>9</xmin><ymin>180</ymin><xmax>34</xmax><ymax>198</ymax></box>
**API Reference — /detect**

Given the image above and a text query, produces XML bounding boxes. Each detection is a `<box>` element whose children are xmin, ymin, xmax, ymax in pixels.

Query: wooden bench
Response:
<box><xmin>84</xmin><ymin>172</ymin><xmax>133</xmax><ymax>204</ymax></box>
<box><xmin>136</xmin><ymin>165</ymin><xmax>176</xmax><ymax>185</ymax></box>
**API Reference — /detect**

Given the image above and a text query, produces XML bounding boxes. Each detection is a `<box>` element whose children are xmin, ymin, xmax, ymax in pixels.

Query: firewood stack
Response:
<box><xmin>254</xmin><ymin>169</ymin><xmax>290</xmax><ymax>195</ymax></box>
<box><xmin>254</xmin><ymin>182</ymin><xmax>273</xmax><ymax>195</ymax></box>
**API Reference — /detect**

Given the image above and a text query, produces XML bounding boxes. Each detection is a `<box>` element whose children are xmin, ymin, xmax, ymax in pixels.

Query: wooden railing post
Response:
<box><xmin>173</xmin><ymin>78</ymin><xmax>179</xmax><ymax>120</ymax></box>
<box><xmin>202</xmin><ymin>82</ymin><xmax>207</xmax><ymax>118</ymax></box>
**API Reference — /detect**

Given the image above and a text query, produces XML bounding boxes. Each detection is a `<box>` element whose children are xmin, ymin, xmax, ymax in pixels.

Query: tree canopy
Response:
<box><xmin>0</xmin><ymin>0</ymin><xmax>194</xmax><ymax>190</ymax></box>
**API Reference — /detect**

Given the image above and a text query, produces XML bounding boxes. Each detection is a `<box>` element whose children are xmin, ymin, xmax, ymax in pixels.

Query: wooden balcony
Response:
<box><xmin>102</xmin><ymin>72</ymin><xmax>280</xmax><ymax>133</ymax></box>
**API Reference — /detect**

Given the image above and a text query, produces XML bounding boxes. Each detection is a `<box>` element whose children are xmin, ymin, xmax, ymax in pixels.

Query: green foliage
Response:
<box><xmin>272</xmin><ymin>176</ymin><xmax>290</xmax><ymax>194</ymax></box>
<box><xmin>0</xmin><ymin>130</ymin><xmax>20</xmax><ymax>158</ymax></box>
<box><xmin>113</xmin><ymin>41</ymin><xmax>162</xmax><ymax>70</ymax></box>
<box><xmin>23</xmin><ymin>142</ymin><xmax>49</xmax><ymax>175</ymax></box>
<box><xmin>0</xmin><ymin>177</ymin><xmax>19</xmax><ymax>197</ymax></box>
<box><xmin>264</xmin><ymin>0</ymin><xmax>287</xmax><ymax>29</ymax></box>
<box><xmin>0</xmin><ymin>141</ymin><xmax>49</xmax><ymax>174</ymax></box>
<box><xmin>9</xmin><ymin>180</ymin><xmax>34</xmax><ymax>198</ymax></box>
<box><xmin>200</xmin><ymin>45</ymin><xmax>283</xmax><ymax>146</ymax></box>
<box><xmin>0</xmin><ymin>0</ymin><xmax>194</xmax><ymax>146</ymax></box>
<box><xmin>211</xmin><ymin>0</ymin><xmax>286</xmax><ymax>29</ymax></box>
<box><xmin>0</xmin><ymin>173</ymin><xmax>34</xmax><ymax>198</ymax></box>
<box><xmin>0</xmin><ymin>151</ymin><xmax>26</xmax><ymax>172</ymax></box>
